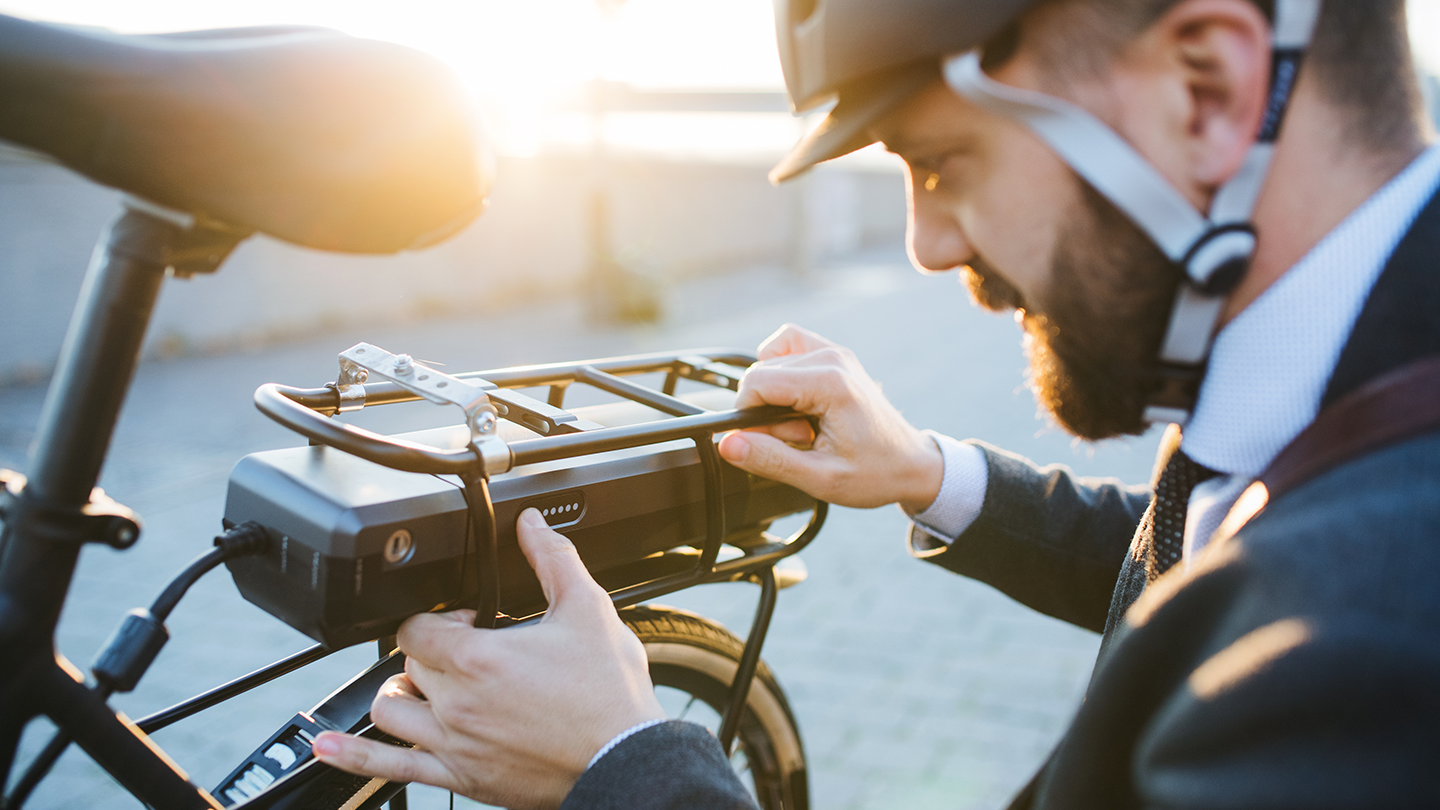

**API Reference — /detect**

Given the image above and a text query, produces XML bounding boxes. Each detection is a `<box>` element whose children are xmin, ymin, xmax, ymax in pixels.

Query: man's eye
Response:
<box><xmin>911</xmin><ymin>157</ymin><xmax>943</xmax><ymax>174</ymax></box>
<box><xmin>909</xmin><ymin>151</ymin><xmax>960</xmax><ymax>180</ymax></box>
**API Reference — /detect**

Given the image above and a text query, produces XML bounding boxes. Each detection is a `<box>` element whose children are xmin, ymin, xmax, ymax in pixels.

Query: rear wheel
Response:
<box><xmin>622</xmin><ymin>604</ymin><xmax>808</xmax><ymax>810</ymax></box>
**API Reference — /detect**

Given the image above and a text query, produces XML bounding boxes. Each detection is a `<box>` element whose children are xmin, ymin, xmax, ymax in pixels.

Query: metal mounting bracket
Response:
<box><xmin>337</xmin><ymin>343</ymin><xmax>511</xmax><ymax>475</ymax></box>
<box><xmin>328</xmin><ymin>357</ymin><xmax>369</xmax><ymax>414</ymax></box>
<box><xmin>0</xmin><ymin>469</ymin><xmax>142</xmax><ymax>549</ymax></box>
<box><xmin>676</xmin><ymin>355</ymin><xmax>743</xmax><ymax>390</ymax></box>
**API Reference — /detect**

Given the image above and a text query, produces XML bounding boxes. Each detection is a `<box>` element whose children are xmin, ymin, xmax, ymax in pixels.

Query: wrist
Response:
<box><xmin>897</xmin><ymin>431</ymin><xmax>944</xmax><ymax>514</ymax></box>
<box><xmin>586</xmin><ymin>718</ymin><xmax>668</xmax><ymax>771</ymax></box>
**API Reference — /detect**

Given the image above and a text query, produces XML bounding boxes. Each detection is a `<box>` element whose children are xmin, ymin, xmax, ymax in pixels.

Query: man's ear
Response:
<box><xmin>1113</xmin><ymin>0</ymin><xmax>1272</xmax><ymax>201</ymax></box>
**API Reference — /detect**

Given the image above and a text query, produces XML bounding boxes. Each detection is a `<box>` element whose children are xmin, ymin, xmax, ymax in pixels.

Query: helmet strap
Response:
<box><xmin>943</xmin><ymin>0</ymin><xmax>1321</xmax><ymax>425</ymax></box>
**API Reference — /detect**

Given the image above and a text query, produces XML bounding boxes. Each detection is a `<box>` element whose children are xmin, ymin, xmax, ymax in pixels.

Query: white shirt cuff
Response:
<box><xmin>904</xmin><ymin>432</ymin><xmax>988</xmax><ymax>545</ymax></box>
<box><xmin>586</xmin><ymin>718</ymin><xmax>668</xmax><ymax>771</ymax></box>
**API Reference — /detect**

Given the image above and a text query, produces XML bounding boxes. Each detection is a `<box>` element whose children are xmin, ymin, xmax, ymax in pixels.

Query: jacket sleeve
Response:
<box><xmin>910</xmin><ymin>440</ymin><xmax>1151</xmax><ymax>633</ymax></box>
<box><xmin>560</xmin><ymin>721</ymin><xmax>756</xmax><ymax>810</ymax></box>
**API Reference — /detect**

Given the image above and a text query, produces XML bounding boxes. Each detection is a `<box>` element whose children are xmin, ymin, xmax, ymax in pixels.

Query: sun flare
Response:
<box><xmin>2</xmin><ymin>0</ymin><xmax>1438</xmax><ymax>158</ymax></box>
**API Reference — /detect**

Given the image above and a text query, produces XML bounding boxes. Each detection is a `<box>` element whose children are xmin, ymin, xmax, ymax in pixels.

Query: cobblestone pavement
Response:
<box><xmin>0</xmin><ymin>246</ymin><xmax>1162</xmax><ymax>808</ymax></box>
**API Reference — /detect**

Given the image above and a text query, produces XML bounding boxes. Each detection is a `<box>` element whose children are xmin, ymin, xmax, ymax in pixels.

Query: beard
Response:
<box><xmin>960</xmin><ymin>182</ymin><xmax>1179</xmax><ymax>441</ymax></box>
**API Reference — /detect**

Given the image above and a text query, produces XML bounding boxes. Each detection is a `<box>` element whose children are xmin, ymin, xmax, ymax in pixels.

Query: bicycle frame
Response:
<box><xmin>0</xmin><ymin>208</ymin><xmax>239</xmax><ymax>808</ymax></box>
<box><xmin>0</xmin><ymin>206</ymin><xmax>825</xmax><ymax>809</ymax></box>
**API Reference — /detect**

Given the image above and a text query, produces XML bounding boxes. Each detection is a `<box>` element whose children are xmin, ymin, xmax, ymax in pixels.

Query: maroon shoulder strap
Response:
<box><xmin>1212</xmin><ymin>353</ymin><xmax>1440</xmax><ymax>572</ymax></box>
<box><xmin>1261</xmin><ymin>354</ymin><xmax>1440</xmax><ymax>500</ymax></box>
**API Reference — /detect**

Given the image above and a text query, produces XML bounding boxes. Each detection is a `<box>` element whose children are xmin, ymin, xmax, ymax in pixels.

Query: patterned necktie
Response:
<box><xmin>1148</xmin><ymin>446</ymin><xmax>1219</xmax><ymax>580</ymax></box>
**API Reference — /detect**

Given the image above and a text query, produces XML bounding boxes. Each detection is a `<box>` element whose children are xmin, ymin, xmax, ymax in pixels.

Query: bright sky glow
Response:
<box><xmin>3</xmin><ymin>0</ymin><xmax>1438</xmax><ymax>159</ymax></box>
<box><xmin>1413</xmin><ymin>0</ymin><xmax>1440</xmax><ymax>71</ymax></box>
<box><xmin>0</xmin><ymin>0</ymin><xmax>792</xmax><ymax>158</ymax></box>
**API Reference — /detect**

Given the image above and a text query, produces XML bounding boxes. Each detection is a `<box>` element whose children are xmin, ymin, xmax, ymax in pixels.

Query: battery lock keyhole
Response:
<box><xmin>384</xmin><ymin>529</ymin><xmax>415</xmax><ymax>564</ymax></box>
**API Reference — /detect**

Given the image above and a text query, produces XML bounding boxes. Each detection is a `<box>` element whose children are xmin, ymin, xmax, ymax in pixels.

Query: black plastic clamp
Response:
<box><xmin>1180</xmin><ymin>222</ymin><xmax>1257</xmax><ymax>296</ymax></box>
<box><xmin>91</xmin><ymin>608</ymin><xmax>169</xmax><ymax>694</ymax></box>
<box><xmin>0</xmin><ymin>469</ymin><xmax>142</xmax><ymax>549</ymax></box>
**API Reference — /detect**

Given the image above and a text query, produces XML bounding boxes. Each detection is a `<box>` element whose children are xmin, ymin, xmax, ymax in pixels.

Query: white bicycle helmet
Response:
<box><xmin>772</xmin><ymin>0</ymin><xmax>1322</xmax><ymax>424</ymax></box>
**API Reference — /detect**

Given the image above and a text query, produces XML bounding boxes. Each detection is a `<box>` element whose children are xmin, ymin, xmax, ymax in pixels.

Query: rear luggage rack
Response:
<box><xmin>233</xmin><ymin>346</ymin><xmax>826</xmax><ymax>648</ymax></box>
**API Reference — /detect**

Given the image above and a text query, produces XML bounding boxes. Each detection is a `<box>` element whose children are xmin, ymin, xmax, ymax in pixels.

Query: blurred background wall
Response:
<box><xmin>0</xmin><ymin>147</ymin><xmax>905</xmax><ymax>386</ymax></box>
<box><xmin>2</xmin><ymin>0</ymin><xmax>1437</xmax><ymax>387</ymax></box>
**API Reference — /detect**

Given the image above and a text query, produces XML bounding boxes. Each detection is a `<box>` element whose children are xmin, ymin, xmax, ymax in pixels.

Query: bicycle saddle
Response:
<box><xmin>0</xmin><ymin>15</ymin><xmax>492</xmax><ymax>254</ymax></box>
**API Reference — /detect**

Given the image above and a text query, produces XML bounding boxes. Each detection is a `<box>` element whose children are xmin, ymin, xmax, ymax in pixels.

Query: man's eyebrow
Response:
<box><xmin>874</xmin><ymin>133</ymin><xmax>921</xmax><ymax>156</ymax></box>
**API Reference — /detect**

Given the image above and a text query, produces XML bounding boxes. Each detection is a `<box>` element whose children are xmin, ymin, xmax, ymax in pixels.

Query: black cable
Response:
<box><xmin>149</xmin><ymin>547</ymin><xmax>224</xmax><ymax>621</ymax></box>
<box><xmin>2</xmin><ymin>523</ymin><xmax>269</xmax><ymax>809</ymax></box>
<box><xmin>150</xmin><ymin>522</ymin><xmax>267</xmax><ymax>621</ymax></box>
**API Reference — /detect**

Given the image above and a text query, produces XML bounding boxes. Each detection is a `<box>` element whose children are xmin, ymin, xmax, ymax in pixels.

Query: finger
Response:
<box><xmin>735</xmin><ymin>365</ymin><xmax>844</xmax><ymax>413</ymax></box>
<box><xmin>724</xmin><ymin>420</ymin><xmax>814</xmax><ymax>447</ymax></box>
<box><xmin>397</xmin><ymin>611</ymin><xmax>486</xmax><ymax>673</ymax></box>
<box><xmin>435</xmin><ymin>609</ymin><xmax>477</xmax><ymax>625</ymax></box>
<box><xmin>369</xmin><ymin>676</ymin><xmax>445</xmax><ymax>749</ymax></box>
<box><xmin>734</xmin><ymin>365</ymin><xmax>801</xmax><ymax>411</ymax></box>
<box><xmin>718</xmin><ymin>430</ymin><xmax>835</xmax><ymax>492</ymax></box>
<box><xmin>312</xmin><ymin>731</ymin><xmax>454</xmax><ymax>789</ymax></box>
<box><xmin>765</xmin><ymin>419</ymin><xmax>816</xmax><ymax>445</ymax></box>
<box><xmin>401</xmin><ymin>654</ymin><xmax>448</xmax><ymax>701</ymax></box>
<box><xmin>388</xmin><ymin>670</ymin><xmax>427</xmax><ymax>699</ymax></box>
<box><xmin>757</xmin><ymin>324</ymin><xmax>832</xmax><ymax>360</ymax></box>
<box><xmin>515</xmin><ymin>508</ymin><xmax>609</xmax><ymax>620</ymax></box>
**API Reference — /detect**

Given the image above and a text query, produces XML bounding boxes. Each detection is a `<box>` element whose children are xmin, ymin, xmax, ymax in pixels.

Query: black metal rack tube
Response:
<box><xmin>505</xmin><ymin>407</ymin><xmax>799</xmax><ymax>467</ymax></box>
<box><xmin>693</xmin><ymin>435</ymin><xmax>727</xmax><ymax>572</ymax></box>
<box><xmin>136</xmin><ymin>644</ymin><xmax>335</xmax><ymax>735</ymax></box>
<box><xmin>463</xmin><ymin>474</ymin><xmax>501</xmax><ymax>629</ymax></box>
<box><xmin>572</xmin><ymin>366</ymin><xmax>705</xmax><ymax>417</ymax></box>
<box><xmin>256</xmin><ymin>383</ymin><xmax>800</xmax><ymax>476</ymax></box>
<box><xmin>718</xmin><ymin>566</ymin><xmax>778</xmax><ymax>756</ymax></box>
<box><xmin>603</xmin><ymin>501</ymin><xmax>827</xmax><ymax>612</ymax></box>
<box><xmin>276</xmin><ymin>349</ymin><xmax>756</xmax><ymax>415</ymax></box>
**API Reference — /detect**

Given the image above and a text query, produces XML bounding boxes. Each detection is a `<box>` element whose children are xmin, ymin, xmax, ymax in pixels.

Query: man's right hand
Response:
<box><xmin>718</xmin><ymin>324</ymin><xmax>943</xmax><ymax>513</ymax></box>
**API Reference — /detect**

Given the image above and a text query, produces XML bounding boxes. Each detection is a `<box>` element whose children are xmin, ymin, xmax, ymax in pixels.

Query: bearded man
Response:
<box><xmin>317</xmin><ymin>1</ymin><xmax>1440</xmax><ymax>807</ymax></box>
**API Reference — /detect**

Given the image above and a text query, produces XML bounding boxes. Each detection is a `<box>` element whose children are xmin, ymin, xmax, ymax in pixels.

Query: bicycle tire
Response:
<box><xmin>622</xmin><ymin>604</ymin><xmax>809</xmax><ymax>810</ymax></box>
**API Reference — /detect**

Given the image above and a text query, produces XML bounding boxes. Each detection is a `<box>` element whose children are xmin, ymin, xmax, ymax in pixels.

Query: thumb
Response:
<box><xmin>515</xmin><ymin>508</ymin><xmax>607</xmax><ymax>620</ymax></box>
<box><xmin>718</xmin><ymin>430</ymin><xmax>827</xmax><ymax>492</ymax></box>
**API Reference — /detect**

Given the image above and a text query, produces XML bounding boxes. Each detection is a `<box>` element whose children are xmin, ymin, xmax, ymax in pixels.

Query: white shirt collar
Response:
<box><xmin>1181</xmin><ymin>144</ymin><xmax>1440</xmax><ymax>477</ymax></box>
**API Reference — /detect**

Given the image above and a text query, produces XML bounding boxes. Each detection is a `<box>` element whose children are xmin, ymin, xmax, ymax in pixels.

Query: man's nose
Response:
<box><xmin>905</xmin><ymin>171</ymin><xmax>973</xmax><ymax>274</ymax></box>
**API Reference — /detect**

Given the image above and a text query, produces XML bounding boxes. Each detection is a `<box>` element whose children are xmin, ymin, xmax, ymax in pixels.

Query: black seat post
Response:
<box><xmin>2</xmin><ymin>208</ymin><xmax>173</xmax><ymax>629</ymax></box>
<box><xmin>0</xmin><ymin>206</ymin><xmax>240</xmax><ymax>808</ymax></box>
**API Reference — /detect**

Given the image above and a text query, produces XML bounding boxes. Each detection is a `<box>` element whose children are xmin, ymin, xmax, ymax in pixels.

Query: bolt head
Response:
<box><xmin>110</xmin><ymin>521</ymin><xmax>139</xmax><ymax>548</ymax></box>
<box><xmin>473</xmin><ymin>412</ymin><xmax>498</xmax><ymax>434</ymax></box>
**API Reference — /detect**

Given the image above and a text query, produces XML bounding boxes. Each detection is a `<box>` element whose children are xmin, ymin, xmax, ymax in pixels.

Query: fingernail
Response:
<box><xmin>719</xmin><ymin>434</ymin><xmax>748</xmax><ymax>462</ymax></box>
<box><xmin>521</xmin><ymin>508</ymin><xmax>548</xmax><ymax>528</ymax></box>
<box><xmin>313</xmin><ymin>734</ymin><xmax>341</xmax><ymax>758</ymax></box>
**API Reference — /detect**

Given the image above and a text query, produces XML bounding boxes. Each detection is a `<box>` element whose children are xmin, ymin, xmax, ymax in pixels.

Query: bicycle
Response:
<box><xmin>0</xmin><ymin>14</ymin><xmax>824</xmax><ymax>810</ymax></box>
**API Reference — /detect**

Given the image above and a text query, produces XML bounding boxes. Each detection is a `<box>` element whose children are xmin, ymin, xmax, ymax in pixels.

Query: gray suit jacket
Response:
<box><xmin>561</xmin><ymin>191</ymin><xmax>1440</xmax><ymax>810</ymax></box>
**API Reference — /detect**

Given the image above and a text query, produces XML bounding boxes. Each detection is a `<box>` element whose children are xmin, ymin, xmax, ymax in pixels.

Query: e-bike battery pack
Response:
<box><xmin>221</xmin><ymin>400</ymin><xmax>811</xmax><ymax>648</ymax></box>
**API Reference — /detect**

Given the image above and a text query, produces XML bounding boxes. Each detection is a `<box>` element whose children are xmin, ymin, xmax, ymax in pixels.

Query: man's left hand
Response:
<box><xmin>311</xmin><ymin>508</ymin><xmax>666</xmax><ymax>810</ymax></box>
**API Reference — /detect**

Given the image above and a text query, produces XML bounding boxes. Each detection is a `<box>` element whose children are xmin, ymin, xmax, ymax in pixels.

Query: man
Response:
<box><xmin>313</xmin><ymin>0</ymin><xmax>1440</xmax><ymax>807</ymax></box>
